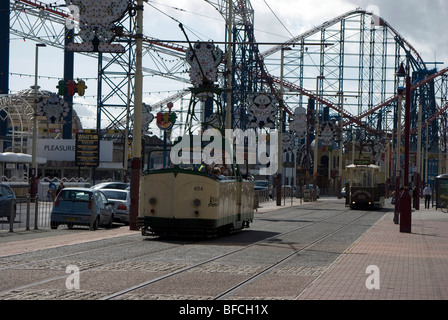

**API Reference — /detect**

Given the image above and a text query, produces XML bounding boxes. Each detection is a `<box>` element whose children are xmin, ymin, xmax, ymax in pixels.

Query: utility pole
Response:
<box><xmin>129</xmin><ymin>0</ymin><xmax>144</xmax><ymax>231</ymax></box>
<box><xmin>225</xmin><ymin>0</ymin><xmax>232</xmax><ymax>131</ymax></box>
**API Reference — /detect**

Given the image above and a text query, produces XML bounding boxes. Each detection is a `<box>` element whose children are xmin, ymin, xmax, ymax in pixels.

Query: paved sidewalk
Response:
<box><xmin>0</xmin><ymin>226</ymin><xmax>137</xmax><ymax>258</ymax></box>
<box><xmin>298</xmin><ymin>202</ymin><xmax>448</xmax><ymax>300</ymax></box>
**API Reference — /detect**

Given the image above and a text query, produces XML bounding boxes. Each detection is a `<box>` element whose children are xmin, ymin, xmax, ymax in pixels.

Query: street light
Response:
<box><xmin>276</xmin><ymin>46</ymin><xmax>291</xmax><ymax>206</ymax></box>
<box><xmin>400</xmin><ymin>61</ymin><xmax>412</xmax><ymax>233</ymax></box>
<box><xmin>30</xmin><ymin>43</ymin><xmax>46</xmax><ymax>198</ymax></box>
<box><xmin>393</xmin><ymin>62</ymin><xmax>405</xmax><ymax>224</ymax></box>
<box><xmin>313</xmin><ymin>74</ymin><xmax>324</xmax><ymax>201</ymax></box>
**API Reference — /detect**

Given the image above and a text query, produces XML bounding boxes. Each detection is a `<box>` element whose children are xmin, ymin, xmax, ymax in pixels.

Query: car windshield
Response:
<box><xmin>102</xmin><ymin>190</ymin><xmax>127</xmax><ymax>200</ymax></box>
<box><xmin>59</xmin><ymin>190</ymin><xmax>91</xmax><ymax>201</ymax></box>
<box><xmin>254</xmin><ymin>181</ymin><xmax>268</xmax><ymax>187</ymax></box>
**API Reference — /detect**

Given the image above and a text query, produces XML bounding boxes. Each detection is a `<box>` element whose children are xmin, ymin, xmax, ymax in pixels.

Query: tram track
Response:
<box><xmin>0</xmin><ymin>200</ymin><xmax>380</xmax><ymax>300</ymax></box>
<box><xmin>100</xmin><ymin>206</ymin><xmax>368</xmax><ymax>300</ymax></box>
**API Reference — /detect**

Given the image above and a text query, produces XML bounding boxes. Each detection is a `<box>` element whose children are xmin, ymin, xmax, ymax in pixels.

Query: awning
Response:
<box><xmin>0</xmin><ymin>152</ymin><xmax>46</xmax><ymax>164</ymax></box>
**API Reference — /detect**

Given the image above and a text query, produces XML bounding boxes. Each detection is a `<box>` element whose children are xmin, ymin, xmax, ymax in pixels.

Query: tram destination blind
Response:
<box><xmin>75</xmin><ymin>133</ymin><xmax>100</xmax><ymax>167</ymax></box>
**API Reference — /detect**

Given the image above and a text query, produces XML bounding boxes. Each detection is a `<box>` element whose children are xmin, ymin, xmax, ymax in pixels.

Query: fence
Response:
<box><xmin>0</xmin><ymin>196</ymin><xmax>53</xmax><ymax>232</ymax></box>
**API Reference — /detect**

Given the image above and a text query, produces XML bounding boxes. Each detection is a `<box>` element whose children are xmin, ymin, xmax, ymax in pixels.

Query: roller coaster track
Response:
<box><xmin>8</xmin><ymin>0</ymin><xmax>448</xmax><ymax>136</ymax></box>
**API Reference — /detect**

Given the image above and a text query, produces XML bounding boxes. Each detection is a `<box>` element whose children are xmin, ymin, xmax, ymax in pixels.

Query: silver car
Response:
<box><xmin>50</xmin><ymin>188</ymin><xmax>114</xmax><ymax>230</ymax></box>
<box><xmin>100</xmin><ymin>189</ymin><xmax>130</xmax><ymax>225</ymax></box>
<box><xmin>92</xmin><ymin>182</ymin><xmax>130</xmax><ymax>190</ymax></box>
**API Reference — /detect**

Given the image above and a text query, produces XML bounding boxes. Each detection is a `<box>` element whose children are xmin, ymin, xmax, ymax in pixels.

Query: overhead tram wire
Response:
<box><xmin>262</xmin><ymin>0</ymin><xmax>295</xmax><ymax>38</ymax></box>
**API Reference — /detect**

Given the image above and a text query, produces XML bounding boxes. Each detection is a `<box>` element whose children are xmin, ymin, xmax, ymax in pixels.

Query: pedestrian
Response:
<box><xmin>56</xmin><ymin>182</ymin><xmax>65</xmax><ymax>197</ymax></box>
<box><xmin>423</xmin><ymin>183</ymin><xmax>432</xmax><ymax>209</ymax></box>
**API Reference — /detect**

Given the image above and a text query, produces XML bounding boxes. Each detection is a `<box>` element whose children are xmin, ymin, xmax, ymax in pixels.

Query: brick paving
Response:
<box><xmin>0</xmin><ymin>227</ymin><xmax>137</xmax><ymax>258</ymax></box>
<box><xmin>297</xmin><ymin>206</ymin><xmax>448</xmax><ymax>300</ymax></box>
<box><xmin>2</xmin><ymin>198</ymin><xmax>448</xmax><ymax>300</ymax></box>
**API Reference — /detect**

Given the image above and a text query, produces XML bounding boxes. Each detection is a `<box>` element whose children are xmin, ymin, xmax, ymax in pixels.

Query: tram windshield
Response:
<box><xmin>347</xmin><ymin>164</ymin><xmax>379</xmax><ymax>188</ymax></box>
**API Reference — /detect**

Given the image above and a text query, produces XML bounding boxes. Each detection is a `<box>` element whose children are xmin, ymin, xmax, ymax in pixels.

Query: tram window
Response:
<box><xmin>352</xmin><ymin>169</ymin><xmax>372</xmax><ymax>187</ymax></box>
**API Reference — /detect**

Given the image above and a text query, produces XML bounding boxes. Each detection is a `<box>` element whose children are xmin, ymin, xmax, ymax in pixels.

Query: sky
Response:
<box><xmin>7</xmin><ymin>0</ymin><xmax>448</xmax><ymax>136</ymax></box>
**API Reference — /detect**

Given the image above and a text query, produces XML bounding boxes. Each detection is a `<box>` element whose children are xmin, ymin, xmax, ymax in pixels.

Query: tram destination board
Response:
<box><xmin>75</xmin><ymin>133</ymin><xmax>100</xmax><ymax>167</ymax></box>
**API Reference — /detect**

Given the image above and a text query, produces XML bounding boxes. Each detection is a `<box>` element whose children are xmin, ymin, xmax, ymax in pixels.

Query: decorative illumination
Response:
<box><xmin>65</xmin><ymin>0</ymin><xmax>129</xmax><ymax>52</ymax></box>
<box><xmin>246</xmin><ymin>93</ymin><xmax>277</xmax><ymax>128</ymax></box>
<box><xmin>141</xmin><ymin>103</ymin><xmax>154</xmax><ymax>132</ymax></box>
<box><xmin>37</xmin><ymin>93</ymin><xmax>70</xmax><ymax>123</ymax></box>
<box><xmin>289</xmin><ymin>106</ymin><xmax>307</xmax><ymax>137</ymax></box>
<box><xmin>186</xmin><ymin>41</ymin><xmax>223</xmax><ymax>98</ymax></box>
<box><xmin>319</xmin><ymin>121</ymin><xmax>335</xmax><ymax>145</ymax></box>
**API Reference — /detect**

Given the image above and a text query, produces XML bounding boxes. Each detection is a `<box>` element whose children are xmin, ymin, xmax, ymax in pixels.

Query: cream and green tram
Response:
<box><xmin>137</xmin><ymin>155</ymin><xmax>254</xmax><ymax>237</ymax></box>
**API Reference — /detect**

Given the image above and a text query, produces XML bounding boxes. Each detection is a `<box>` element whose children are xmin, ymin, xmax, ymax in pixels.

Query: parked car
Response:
<box><xmin>341</xmin><ymin>187</ymin><xmax>346</xmax><ymax>198</ymax></box>
<box><xmin>91</xmin><ymin>182</ymin><xmax>130</xmax><ymax>190</ymax></box>
<box><xmin>254</xmin><ymin>180</ymin><xmax>273</xmax><ymax>197</ymax></box>
<box><xmin>308</xmin><ymin>184</ymin><xmax>320</xmax><ymax>198</ymax></box>
<box><xmin>100</xmin><ymin>189</ymin><xmax>130</xmax><ymax>225</ymax></box>
<box><xmin>254</xmin><ymin>180</ymin><xmax>269</xmax><ymax>190</ymax></box>
<box><xmin>0</xmin><ymin>183</ymin><xmax>16</xmax><ymax>221</ymax></box>
<box><xmin>50</xmin><ymin>188</ymin><xmax>114</xmax><ymax>230</ymax></box>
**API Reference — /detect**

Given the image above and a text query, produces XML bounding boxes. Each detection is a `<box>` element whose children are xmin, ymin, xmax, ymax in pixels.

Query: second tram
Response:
<box><xmin>345</xmin><ymin>162</ymin><xmax>385</xmax><ymax>210</ymax></box>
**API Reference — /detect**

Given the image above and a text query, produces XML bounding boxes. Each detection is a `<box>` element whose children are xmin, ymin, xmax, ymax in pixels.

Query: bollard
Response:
<box><xmin>26</xmin><ymin>195</ymin><xmax>31</xmax><ymax>231</ymax></box>
<box><xmin>34</xmin><ymin>196</ymin><xmax>39</xmax><ymax>230</ymax></box>
<box><xmin>9</xmin><ymin>198</ymin><xmax>14</xmax><ymax>233</ymax></box>
<box><xmin>89</xmin><ymin>193</ymin><xmax>95</xmax><ymax>231</ymax></box>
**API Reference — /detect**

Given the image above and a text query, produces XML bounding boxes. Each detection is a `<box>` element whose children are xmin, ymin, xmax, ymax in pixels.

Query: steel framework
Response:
<box><xmin>4</xmin><ymin>0</ymin><xmax>448</xmax><ymax>180</ymax></box>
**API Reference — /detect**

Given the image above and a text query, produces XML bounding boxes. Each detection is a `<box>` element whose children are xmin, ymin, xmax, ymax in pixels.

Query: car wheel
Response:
<box><xmin>106</xmin><ymin>214</ymin><xmax>114</xmax><ymax>229</ymax></box>
<box><xmin>51</xmin><ymin>222</ymin><xmax>58</xmax><ymax>230</ymax></box>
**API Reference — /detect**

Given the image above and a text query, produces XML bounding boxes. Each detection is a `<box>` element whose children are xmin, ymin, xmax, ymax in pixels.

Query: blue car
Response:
<box><xmin>50</xmin><ymin>188</ymin><xmax>114</xmax><ymax>230</ymax></box>
<box><xmin>0</xmin><ymin>183</ymin><xmax>16</xmax><ymax>222</ymax></box>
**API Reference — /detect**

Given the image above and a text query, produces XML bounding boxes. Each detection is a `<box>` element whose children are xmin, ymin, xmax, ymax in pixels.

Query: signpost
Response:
<box><xmin>75</xmin><ymin>133</ymin><xmax>100</xmax><ymax>167</ymax></box>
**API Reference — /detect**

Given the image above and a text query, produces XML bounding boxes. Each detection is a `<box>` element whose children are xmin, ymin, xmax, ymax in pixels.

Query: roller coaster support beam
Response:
<box><xmin>130</xmin><ymin>0</ymin><xmax>144</xmax><ymax>231</ymax></box>
<box><xmin>400</xmin><ymin>63</ymin><xmax>412</xmax><ymax>234</ymax></box>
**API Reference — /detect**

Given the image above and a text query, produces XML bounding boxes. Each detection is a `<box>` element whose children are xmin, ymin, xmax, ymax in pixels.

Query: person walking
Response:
<box><xmin>423</xmin><ymin>183</ymin><xmax>432</xmax><ymax>209</ymax></box>
<box><xmin>56</xmin><ymin>182</ymin><xmax>65</xmax><ymax>197</ymax></box>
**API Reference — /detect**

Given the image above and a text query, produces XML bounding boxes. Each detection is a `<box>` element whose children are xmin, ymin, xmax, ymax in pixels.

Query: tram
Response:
<box><xmin>137</xmin><ymin>151</ymin><xmax>254</xmax><ymax>237</ymax></box>
<box><xmin>345</xmin><ymin>160</ymin><xmax>385</xmax><ymax>210</ymax></box>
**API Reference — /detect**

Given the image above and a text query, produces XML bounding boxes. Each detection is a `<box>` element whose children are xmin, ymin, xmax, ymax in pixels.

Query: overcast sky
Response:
<box><xmin>8</xmin><ymin>0</ymin><xmax>448</xmax><ymax>130</ymax></box>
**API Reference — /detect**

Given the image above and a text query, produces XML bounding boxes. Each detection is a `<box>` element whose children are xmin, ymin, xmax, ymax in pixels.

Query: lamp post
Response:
<box><xmin>276</xmin><ymin>46</ymin><xmax>291</xmax><ymax>206</ymax></box>
<box><xmin>394</xmin><ymin>62</ymin><xmax>405</xmax><ymax>224</ymax></box>
<box><xmin>30</xmin><ymin>43</ymin><xmax>46</xmax><ymax>198</ymax></box>
<box><xmin>313</xmin><ymin>74</ymin><xmax>324</xmax><ymax>201</ymax></box>
<box><xmin>385</xmin><ymin>110</ymin><xmax>392</xmax><ymax>198</ymax></box>
<box><xmin>129</xmin><ymin>0</ymin><xmax>144</xmax><ymax>230</ymax></box>
<box><xmin>400</xmin><ymin>61</ymin><xmax>412</xmax><ymax>233</ymax></box>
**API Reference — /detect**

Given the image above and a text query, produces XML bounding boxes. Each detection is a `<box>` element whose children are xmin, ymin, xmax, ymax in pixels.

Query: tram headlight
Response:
<box><xmin>193</xmin><ymin>199</ymin><xmax>201</xmax><ymax>207</ymax></box>
<box><xmin>149</xmin><ymin>197</ymin><xmax>156</xmax><ymax>205</ymax></box>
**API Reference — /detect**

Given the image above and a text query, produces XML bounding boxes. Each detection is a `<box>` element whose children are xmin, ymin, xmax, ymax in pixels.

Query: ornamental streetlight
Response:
<box><xmin>276</xmin><ymin>46</ymin><xmax>291</xmax><ymax>206</ymax></box>
<box><xmin>313</xmin><ymin>74</ymin><xmax>324</xmax><ymax>201</ymax></box>
<box><xmin>30</xmin><ymin>43</ymin><xmax>46</xmax><ymax>198</ymax></box>
<box><xmin>394</xmin><ymin>62</ymin><xmax>405</xmax><ymax>225</ymax></box>
<box><xmin>400</xmin><ymin>61</ymin><xmax>412</xmax><ymax>233</ymax></box>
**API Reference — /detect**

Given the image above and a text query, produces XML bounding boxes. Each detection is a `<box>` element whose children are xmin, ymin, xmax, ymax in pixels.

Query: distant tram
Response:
<box><xmin>345</xmin><ymin>161</ymin><xmax>385</xmax><ymax>210</ymax></box>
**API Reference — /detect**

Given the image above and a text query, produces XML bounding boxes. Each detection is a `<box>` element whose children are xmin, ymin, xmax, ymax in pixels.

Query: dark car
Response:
<box><xmin>100</xmin><ymin>189</ymin><xmax>130</xmax><ymax>225</ymax></box>
<box><xmin>50</xmin><ymin>188</ymin><xmax>114</xmax><ymax>230</ymax></box>
<box><xmin>0</xmin><ymin>183</ymin><xmax>16</xmax><ymax>221</ymax></box>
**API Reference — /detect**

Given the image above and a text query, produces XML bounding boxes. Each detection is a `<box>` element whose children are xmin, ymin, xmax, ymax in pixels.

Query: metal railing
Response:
<box><xmin>0</xmin><ymin>196</ymin><xmax>54</xmax><ymax>232</ymax></box>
